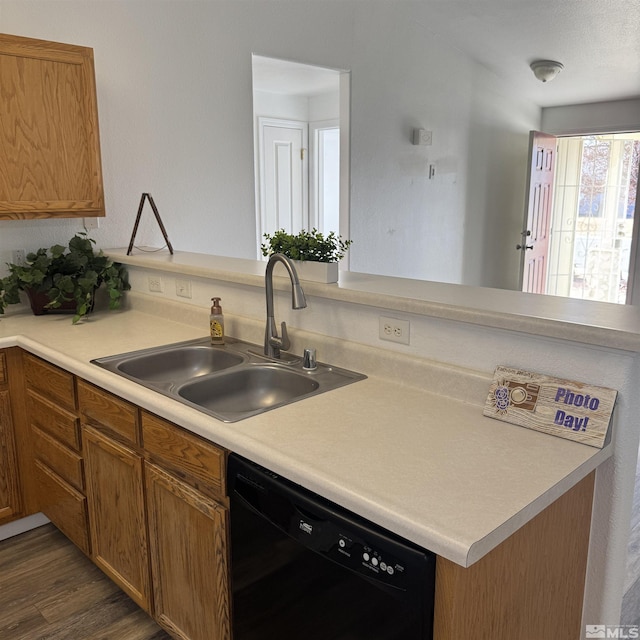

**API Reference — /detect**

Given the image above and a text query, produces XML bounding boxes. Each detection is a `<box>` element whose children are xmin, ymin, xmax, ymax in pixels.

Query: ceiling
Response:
<box><xmin>255</xmin><ymin>0</ymin><xmax>640</xmax><ymax>109</ymax></box>
<box><xmin>415</xmin><ymin>0</ymin><xmax>640</xmax><ymax>108</ymax></box>
<box><xmin>252</xmin><ymin>55</ymin><xmax>341</xmax><ymax>96</ymax></box>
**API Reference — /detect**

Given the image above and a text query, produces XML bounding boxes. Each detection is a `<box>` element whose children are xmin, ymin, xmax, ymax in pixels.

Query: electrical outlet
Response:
<box><xmin>176</xmin><ymin>279</ymin><xmax>192</xmax><ymax>299</ymax></box>
<box><xmin>148</xmin><ymin>276</ymin><xmax>164</xmax><ymax>293</ymax></box>
<box><xmin>11</xmin><ymin>249</ymin><xmax>26</xmax><ymax>266</ymax></box>
<box><xmin>379</xmin><ymin>316</ymin><xmax>410</xmax><ymax>345</ymax></box>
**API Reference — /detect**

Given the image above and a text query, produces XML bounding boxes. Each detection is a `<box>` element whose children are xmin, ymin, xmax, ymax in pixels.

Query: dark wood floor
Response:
<box><xmin>3</xmin><ymin>512</ymin><xmax>640</xmax><ymax>635</ymax></box>
<box><xmin>0</xmin><ymin>524</ymin><xmax>171</xmax><ymax>640</ymax></box>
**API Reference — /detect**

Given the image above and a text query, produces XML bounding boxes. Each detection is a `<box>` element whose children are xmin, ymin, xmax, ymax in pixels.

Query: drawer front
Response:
<box><xmin>0</xmin><ymin>351</ymin><xmax>6</xmax><ymax>385</ymax></box>
<box><xmin>28</xmin><ymin>389</ymin><xmax>81</xmax><ymax>451</ymax></box>
<box><xmin>24</xmin><ymin>353</ymin><xmax>76</xmax><ymax>411</ymax></box>
<box><xmin>34</xmin><ymin>459</ymin><xmax>90</xmax><ymax>555</ymax></box>
<box><xmin>142</xmin><ymin>411</ymin><xmax>226</xmax><ymax>498</ymax></box>
<box><xmin>33</xmin><ymin>426</ymin><xmax>84</xmax><ymax>491</ymax></box>
<box><xmin>78</xmin><ymin>380</ymin><xmax>139</xmax><ymax>445</ymax></box>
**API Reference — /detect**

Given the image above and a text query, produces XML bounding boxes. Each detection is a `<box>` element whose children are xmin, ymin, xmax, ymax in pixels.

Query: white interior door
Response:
<box><xmin>257</xmin><ymin>118</ymin><xmax>308</xmax><ymax>248</ymax></box>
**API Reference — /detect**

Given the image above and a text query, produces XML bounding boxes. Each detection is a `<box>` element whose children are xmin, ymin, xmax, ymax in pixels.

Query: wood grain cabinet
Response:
<box><xmin>0</xmin><ymin>33</ymin><xmax>104</xmax><ymax>220</ymax></box>
<box><xmin>78</xmin><ymin>382</ymin><xmax>232</xmax><ymax>639</ymax></box>
<box><xmin>83</xmin><ymin>425</ymin><xmax>151</xmax><ymax>611</ymax></box>
<box><xmin>24</xmin><ymin>353</ymin><xmax>90</xmax><ymax>553</ymax></box>
<box><xmin>143</xmin><ymin>411</ymin><xmax>231</xmax><ymax>640</ymax></box>
<box><xmin>433</xmin><ymin>471</ymin><xmax>594</xmax><ymax>640</ymax></box>
<box><xmin>0</xmin><ymin>349</ymin><xmax>22</xmax><ymax>524</ymax></box>
<box><xmin>146</xmin><ymin>463</ymin><xmax>230</xmax><ymax>640</ymax></box>
<box><xmin>79</xmin><ymin>381</ymin><xmax>151</xmax><ymax>612</ymax></box>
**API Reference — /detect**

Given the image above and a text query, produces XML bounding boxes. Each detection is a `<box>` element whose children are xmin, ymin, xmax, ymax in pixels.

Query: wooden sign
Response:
<box><xmin>483</xmin><ymin>366</ymin><xmax>617</xmax><ymax>448</ymax></box>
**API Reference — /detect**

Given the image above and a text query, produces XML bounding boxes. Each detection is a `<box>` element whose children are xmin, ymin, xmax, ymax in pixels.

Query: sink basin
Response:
<box><xmin>178</xmin><ymin>365</ymin><xmax>320</xmax><ymax>418</ymax></box>
<box><xmin>92</xmin><ymin>337</ymin><xmax>366</xmax><ymax>422</ymax></box>
<box><xmin>116</xmin><ymin>345</ymin><xmax>244</xmax><ymax>382</ymax></box>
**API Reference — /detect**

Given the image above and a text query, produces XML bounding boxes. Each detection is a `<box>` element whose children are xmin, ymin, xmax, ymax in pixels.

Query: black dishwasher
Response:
<box><xmin>228</xmin><ymin>454</ymin><xmax>435</xmax><ymax>640</ymax></box>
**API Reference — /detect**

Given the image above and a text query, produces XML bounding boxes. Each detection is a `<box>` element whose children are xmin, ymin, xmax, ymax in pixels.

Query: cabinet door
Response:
<box><xmin>146</xmin><ymin>462</ymin><xmax>231</xmax><ymax>640</ymax></box>
<box><xmin>0</xmin><ymin>388</ymin><xmax>21</xmax><ymax>523</ymax></box>
<box><xmin>0</xmin><ymin>33</ymin><xmax>104</xmax><ymax>220</ymax></box>
<box><xmin>83</xmin><ymin>425</ymin><xmax>151</xmax><ymax>611</ymax></box>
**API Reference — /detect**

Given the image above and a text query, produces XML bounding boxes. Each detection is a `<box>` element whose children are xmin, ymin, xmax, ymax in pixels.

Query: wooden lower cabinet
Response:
<box><xmin>0</xmin><ymin>349</ymin><xmax>22</xmax><ymax>523</ymax></box>
<box><xmin>25</xmin><ymin>352</ymin><xmax>90</xmax><ymax>554</ymax></box>
<box><xmin>433</xmin><ymin>471</ymin><xmax>595</xmax><ymax>640</ymax></box>
<box><xmin>146</xmin><ymin>462</ymin><xmax>231</xmax><ymax>640</ymax></box>
<box><xmin>83</xmin><ymin>424</ymin><xmax>151</xmax><ymax>612</ymax></box>
<box><xmin>79</xmin><ymin>381</ymin><xmax>231</xmax><ymax>640</ymax></box>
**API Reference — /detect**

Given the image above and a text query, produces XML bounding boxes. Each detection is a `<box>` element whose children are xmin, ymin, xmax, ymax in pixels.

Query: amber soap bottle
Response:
<box><xmin>210</xmin><ymin>297</ymin><xmax>224</xmax><ymax>345</ymax></box>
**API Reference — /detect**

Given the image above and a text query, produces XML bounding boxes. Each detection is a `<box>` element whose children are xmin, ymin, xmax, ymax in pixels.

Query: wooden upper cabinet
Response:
<box><xmin>0</xmin><ymin>33</ymin><xmax>104</xmax><ymax>219</ymax></box>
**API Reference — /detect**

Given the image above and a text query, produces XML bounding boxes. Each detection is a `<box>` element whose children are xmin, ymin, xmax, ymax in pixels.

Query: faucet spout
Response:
<box><xmin>264</xmin><ymin>253</ymin><xmax>307</xmax><ymax>359</ymax></box>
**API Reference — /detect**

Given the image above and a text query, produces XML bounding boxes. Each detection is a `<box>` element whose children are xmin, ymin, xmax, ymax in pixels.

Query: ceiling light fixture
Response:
<box><xmin>530</xmin><ymin>60</ymin><xmax>564</xmax><ymax>83</ymax></box>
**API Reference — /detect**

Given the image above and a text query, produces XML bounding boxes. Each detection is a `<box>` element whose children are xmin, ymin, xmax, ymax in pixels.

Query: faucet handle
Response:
<box><xmin>279</xmin><ymin>322</ymin><xmax>291</xmax><ymax>351</ymax></box>
<box><xmin>269</xmin><ymin>321</ymin><xmax>291</xmax><ymax>352</ymax></box>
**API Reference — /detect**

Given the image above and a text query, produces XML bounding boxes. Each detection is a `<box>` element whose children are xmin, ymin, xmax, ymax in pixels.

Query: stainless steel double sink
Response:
<box><xmin>92</xmin><ymin>337</ymin><xmax>366</xmax><ymax>422</ymax></box>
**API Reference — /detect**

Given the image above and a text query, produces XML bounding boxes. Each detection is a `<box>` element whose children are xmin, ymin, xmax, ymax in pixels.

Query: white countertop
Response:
<box><xmin>0</xmin><ymin>306</ymin><xmax>611</xmax><ymax>567</ymax></box>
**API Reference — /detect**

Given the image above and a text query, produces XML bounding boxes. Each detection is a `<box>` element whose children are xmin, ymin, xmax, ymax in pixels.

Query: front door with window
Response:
<box><xmin>520</xmin><ymin>131</ymin><xmax>557</xmax><ymax>294</ymax></box>
<box><xmin>546</xmin><ymin>133</ymin><xmax>640</xmax><ymax>303</ymax></box>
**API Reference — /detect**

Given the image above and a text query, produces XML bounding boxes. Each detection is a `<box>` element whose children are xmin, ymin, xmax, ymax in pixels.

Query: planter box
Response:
<box><xmin>292</xmin><ymin>260</ymin><xmax>339</xmax><ymax>284</ymax></box>
<box><xmin>25</xmin><ymin>288</ymin><xmax>94</xmax><ymax>316</ymax></box>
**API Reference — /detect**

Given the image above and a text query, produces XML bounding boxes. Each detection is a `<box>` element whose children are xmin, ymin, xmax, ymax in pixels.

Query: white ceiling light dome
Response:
<box><xmin>530</xmin><ymin>60</ymin><xmax>564</xmax><ymax>83</ymax></box>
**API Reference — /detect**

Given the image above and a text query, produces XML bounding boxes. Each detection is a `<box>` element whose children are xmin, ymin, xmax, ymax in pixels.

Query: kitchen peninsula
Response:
<box><xmin>1</xmin><ymin>251</ymin><xmax>639</xmax><ymax>639</ymax></box>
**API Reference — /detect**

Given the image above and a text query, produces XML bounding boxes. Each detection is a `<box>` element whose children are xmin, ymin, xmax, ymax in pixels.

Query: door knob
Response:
<box><xmin>516</xmin><ymin>244</ymin><xmax>534</xmax><ymax>250</ymax></box>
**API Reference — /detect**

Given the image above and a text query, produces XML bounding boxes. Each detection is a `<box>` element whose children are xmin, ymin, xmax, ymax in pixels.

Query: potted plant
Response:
<box><xmin>261</xmin><ymin>228</ymin><xmax>353</xmax><ymax>283</ymax></box>
<box><xmin>0</xmin><ymin>233</ymin><xmax>130</xmax><ymax>324</ymax></box>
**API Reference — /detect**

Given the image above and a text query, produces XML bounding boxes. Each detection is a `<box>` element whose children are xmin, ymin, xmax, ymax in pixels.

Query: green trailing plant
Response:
<box><xmin>0</xmin><ymin>233</ymin><xmax>130</xmax><ymax>324</ymax></box>
<box><xmin>261</xmin><ymin>228</ymin><xmax>353</xmax><ymax>263</ymax></box>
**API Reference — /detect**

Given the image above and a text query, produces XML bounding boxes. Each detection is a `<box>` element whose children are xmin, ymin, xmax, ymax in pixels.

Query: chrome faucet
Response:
<box><xmin>264</xmin><ymin>253</ymin><xmax>307</xmax><ymax>359</ymax></box>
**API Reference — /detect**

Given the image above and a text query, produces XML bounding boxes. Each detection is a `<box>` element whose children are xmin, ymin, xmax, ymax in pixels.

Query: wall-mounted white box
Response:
<box><xmin>412</xmin><ymin>128</ymin><xmax>432</xmax><ymax>145</ymax></box>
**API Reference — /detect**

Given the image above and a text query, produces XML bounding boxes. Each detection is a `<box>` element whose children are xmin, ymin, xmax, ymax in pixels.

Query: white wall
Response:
<box><xmin>542</xmin><ymin>98</ymin><xmax>640</xmax><ymax>135</ymax></box>
<box><xmin>253</xmin><ymin>91</ymin><xmax>310</xmax><ymax>123</ymax></box>
<box><xmin>252</xmin><ymin>90</ymin><xmax>339</xmax><ymax>123</ymax></box>
<box><xmin>0</xmin><ymin>0</ymin><xmax>539</xmax><ymax>289</ymax></box>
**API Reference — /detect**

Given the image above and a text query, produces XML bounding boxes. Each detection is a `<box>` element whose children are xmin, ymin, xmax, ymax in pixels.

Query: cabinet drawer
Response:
<box><xmin>0</xmin><ymin>351</ymin><xmax>6</xmax><ymax>385</ymax></box>
<box><xmin>33</xmin><ymin>426</ymin><xmax>84</xmax><ymax>491</ymax></box>
<box><xmin>24</xmin><ymin>353</ymin><xmax>76</xmax><ymax>411</ymax></box>
<box><xmin>34</xmin><ymin>459</ymin><xmax>90</xmax><ymax>555</ymax></box>
<box><xmin>28</xmin><ymin>389</ymin><xmax>81</xmax><ymax>451</ymax></box>
<box><xmin>78</xmin><ymin>380</ymin><xmax>139</xmax><ymax>445</ymax></box>
<box><xmin>142</xmin><ymin>411</ymin><xmax>226</xmax><ymax>499</ymax></box>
